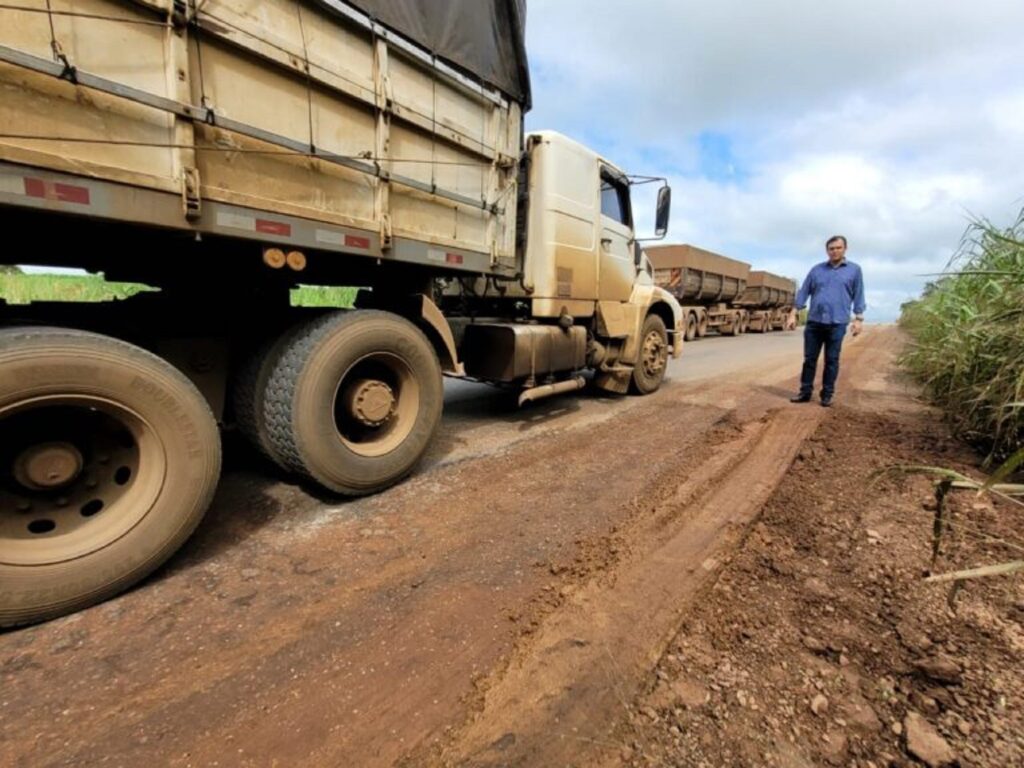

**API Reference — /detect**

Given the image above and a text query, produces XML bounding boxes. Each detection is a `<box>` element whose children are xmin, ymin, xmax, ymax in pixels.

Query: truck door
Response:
<box><xmin>598</xmin><ymin>168</ymin><xmax>635</xmax><ymax>302</ymax></box>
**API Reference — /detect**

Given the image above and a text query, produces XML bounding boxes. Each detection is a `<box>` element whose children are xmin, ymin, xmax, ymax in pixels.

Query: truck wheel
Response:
<box><xmin>684</xmin><ymin>313</ymin><xmax>698</xmax><ymax>342</ymax></box>
<box><xmin>0</xmin><ymin>327</ymin><xmax>221</xmax><ymax>627</ymax></box>
<box><xmin>697</xmin><ymin>316</ymin><xmax>708</xmax><ymax>338</ymax></box>
<box><xmin>232</xmin><ymin>328</ymin><xmax>300</xmax><ymax>470</ymax></box>
<box><xmin>631</xmin><ymin>314</ymin><xmax>669</xmax><ymax>395</ymax></box>
<box><xmin>264</xmin><ymin>310</ymin><xmax>443</xmax><ymax>495</ymax></box>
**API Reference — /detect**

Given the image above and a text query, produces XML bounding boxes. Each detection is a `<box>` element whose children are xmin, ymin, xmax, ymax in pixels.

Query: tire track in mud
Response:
<box><xmin>437</xmin><ymin>410</ymin><xmax>824</xmax><ymax>767</ymax></box>
<box><xmin>434</xmin><ymin>330</ymin><xmax>887</xmax><ymax>767</ymax></box>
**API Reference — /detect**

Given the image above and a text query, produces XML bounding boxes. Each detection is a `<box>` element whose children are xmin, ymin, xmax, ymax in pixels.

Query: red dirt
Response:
<box><xmin>2</xmin><ymin>327</ymin><xmax>1019</xmax><ymax>768</ymax></box>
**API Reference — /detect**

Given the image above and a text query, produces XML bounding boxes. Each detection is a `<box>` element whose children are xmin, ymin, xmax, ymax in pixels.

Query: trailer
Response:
<box><xmin>646</xmin><ymin>244</ymin><xmax>751</xmax><ymax>339</ymax></box>
<box><xmin>0</xmin><ymin>0</ymin><xmax>682</xmax><ymax>626</ymax></box>
<box><xmin>734</xmin><ymin>270</ymin><xmax>797</xmax><ymax>333</ymax></box>
<box><xmin>647</xmin><ymin>246</ymin><xmax>795</xmax><ymax>339</ymax></box>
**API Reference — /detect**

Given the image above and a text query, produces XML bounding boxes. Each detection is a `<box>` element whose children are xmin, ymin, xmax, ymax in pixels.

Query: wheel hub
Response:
<box><xmin>13</xmin><ymin>442</ymin><xmax>83</xmax><ymax>491</ymax></box>
<box><xmin>642</xmin><ymin>332</ymin><xmax>666</xmax><ymax>375</ymax></box>
<box><xmin>344</xmin><ymin>379</ymin><xmax>396</xmax><ymax>427</ymax></box>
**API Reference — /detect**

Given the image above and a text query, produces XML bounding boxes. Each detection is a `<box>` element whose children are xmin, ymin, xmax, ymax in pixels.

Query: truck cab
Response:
<box><xmin>445</xmin><ymin>131</ymin><xmax>682</xmax><ymax>395</ymax></box>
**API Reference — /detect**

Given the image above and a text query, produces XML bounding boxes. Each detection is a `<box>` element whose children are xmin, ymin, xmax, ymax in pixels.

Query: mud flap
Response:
<box><xmin>593</xmin><ymin>369</ymin><xmax>631</xmax><ymax>395</ymax></box>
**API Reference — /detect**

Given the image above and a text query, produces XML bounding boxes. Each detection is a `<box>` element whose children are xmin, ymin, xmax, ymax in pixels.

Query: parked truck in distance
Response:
<box><xmin>0</xmin><ymin>0</ymin><xmax>682</xmax><ymax>626</ymax></box>
<box><xmin>646</xmin><ymin>244</ymin><xmax>795</xmax><ymax>340</ymax></box>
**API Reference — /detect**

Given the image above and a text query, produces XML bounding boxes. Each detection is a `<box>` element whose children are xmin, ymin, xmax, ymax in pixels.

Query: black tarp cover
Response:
<box><xmin>326</xmin><ymin>0</ymin><xmax>530</xmax><ymax>108</ymax></box>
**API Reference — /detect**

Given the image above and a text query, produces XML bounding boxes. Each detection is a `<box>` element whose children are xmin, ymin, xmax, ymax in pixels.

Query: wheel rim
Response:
<box><xmin>640</xmin><ymin>330</ymin><xmax>667</xmax><ymax>378</ymax></box>
<box><xmin>0</xmin><ymin>396</ymin><xmax>166</xmax><ymax>566</ymax></box>
<box><xmin>333</xmin><ymin>352</ymin><xmax>420</xmax><ymax>458</ymax></box>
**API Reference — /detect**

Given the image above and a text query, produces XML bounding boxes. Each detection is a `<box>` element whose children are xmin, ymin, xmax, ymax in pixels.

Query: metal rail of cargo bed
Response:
<box><xmin>0</xmin><ymin>161</ymin><xmax>496</xmax><ymax>275</ymax></box>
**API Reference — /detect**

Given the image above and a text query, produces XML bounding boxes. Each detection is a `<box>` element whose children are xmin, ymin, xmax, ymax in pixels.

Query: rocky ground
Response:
<box><xmin>614</xmin><ymin>404</ymin><xmax>1023</xmax><ymax>768</ymax></box>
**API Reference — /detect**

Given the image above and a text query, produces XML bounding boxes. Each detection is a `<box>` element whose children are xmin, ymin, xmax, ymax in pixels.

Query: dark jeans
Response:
<box><xmin>800</xmin><ymin>321</ymin><xmax>847</xmax><ymax>398</ymax></box>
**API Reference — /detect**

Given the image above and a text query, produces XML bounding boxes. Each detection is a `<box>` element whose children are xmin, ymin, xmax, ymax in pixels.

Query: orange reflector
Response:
<box><xmin>286</xmin><ymin>250</ymin><xmax>307</xmax><ymax>271</ymax></box>
<box><xmin>263</xmin><ymin>248</ymin><xmax>286</xmax><ymax>269</ymax></box>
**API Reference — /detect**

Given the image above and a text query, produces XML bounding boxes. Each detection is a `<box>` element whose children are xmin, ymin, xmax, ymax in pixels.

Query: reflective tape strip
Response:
<box><xmin>255</xmin><ymin>219</ymin><xmax>291</xmax><ymax>236</ymax></box>
<box><xmin>216</xmin><ymin>211</ymin><xmax>255</xmax><ymax>231</ymax></box>
<box><xmin>0</xmin><ymin>175</ymin><xmax>91</xmax><ymax>205</ymax></box>
<box><xmin>428</xmin><ymin>248</ymin><xmax>464</xmax><ymax>265</ymax></box>
<box><xmin>315</xmin><ymin>229</ymin><xmax>344</xmax><ymax>246</ymax></box>
<box><xmin>217</xmin><ymin>211</ymin><xmax>291</xmax><ymax>238</ymax></box>
<box><xmin>0</xmin><ymin>175</ymin><xmax>24</xmax><ymax>195</ymax></box>
<box><xmin>316</xmin><ymin>229</ymin><xmax>370</xmax><ymax>249</ymax></box>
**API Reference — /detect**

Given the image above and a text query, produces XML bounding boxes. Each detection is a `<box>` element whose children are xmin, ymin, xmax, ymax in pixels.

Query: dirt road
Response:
<box><xmin>0</xmin><ymin>328</ymin><xmax>890</xmax><ymax>767</ymax></box>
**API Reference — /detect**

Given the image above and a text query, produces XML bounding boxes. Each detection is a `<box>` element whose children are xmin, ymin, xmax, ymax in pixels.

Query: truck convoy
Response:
<box><xmin>646</xmin><ymin>244</ymin><xmax>796</xmax><ymax>340</ymax></box>
<box><xmin>0</xmin><ymin>0</ymin><xmax>683</xmax><ymax>625</ymax></box>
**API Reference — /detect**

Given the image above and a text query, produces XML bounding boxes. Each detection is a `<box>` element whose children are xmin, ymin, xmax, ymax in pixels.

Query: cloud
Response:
<box><xmin>525</xmin><ymin>0</ymin><xmax>1024</xmax><ymax>319</ymax></box>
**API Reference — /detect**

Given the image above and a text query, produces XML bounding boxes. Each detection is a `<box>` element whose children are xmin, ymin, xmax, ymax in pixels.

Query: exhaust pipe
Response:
<box><xmin>518</xmin><ymin>376</ymin><xmax>586</xmax><ymax>407</ymax></box>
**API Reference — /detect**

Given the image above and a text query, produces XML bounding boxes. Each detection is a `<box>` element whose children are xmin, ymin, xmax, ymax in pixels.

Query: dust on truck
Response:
<box><xmin>646</xmin><ymin>244</ymin><xmax>794</xmax><ymax>339</ymax></box>
<box><xmin>0</xmin><ymin>0</ymin><xmax>682</xmax><ymax>626</ymax></box>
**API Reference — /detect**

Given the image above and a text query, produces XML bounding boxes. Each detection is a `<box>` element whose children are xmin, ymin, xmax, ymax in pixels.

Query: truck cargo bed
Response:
<box><xmin>646</xmin><ymin>244</ymin><xmax>750</xmax><ymax>304</ymax></box>
<box><xmin>735</xmin><ymin>270</ymin><xmax>796</xmax><ymax>307</ymax></box>
<box><xmin>0</xmin><ymin>0</ymin><xmax>522</xmax><ymax>275</ymax></box>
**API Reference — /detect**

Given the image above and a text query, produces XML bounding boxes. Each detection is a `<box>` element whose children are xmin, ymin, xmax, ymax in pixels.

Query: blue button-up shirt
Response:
<box><xmin>795</xmin><ymin>259</ymin><xmax>866</xmax><ymax>325</ymax></box>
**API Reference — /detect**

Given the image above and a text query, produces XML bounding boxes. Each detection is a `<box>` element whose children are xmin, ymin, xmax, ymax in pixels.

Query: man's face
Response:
<box><xmin>826</xmin><ymin>239</ymin><xmax>847</xmax><ymax>264</ymax></box>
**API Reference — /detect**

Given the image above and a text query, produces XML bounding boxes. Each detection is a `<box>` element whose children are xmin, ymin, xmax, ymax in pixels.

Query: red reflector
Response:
<box><xmin>344</xmin><ymin>235</ymin><xmax>370</xmax><ymax>249</ymax></box>
<box><xmin>255</xmin><ymin>219</ymin><xmax>291</xmax><ymax>236</ymax></box>
<box><xmin>54</xmin><ymin>183</ymin><xmax>90</xmax><ymax>205</ymax></box>
<box><xmin>24</xmin><ymin>178</ymin><xmax>46</xmax><ymax>198</ymax></box>
<box><xmin>445</xmin><ymin>252</ymin><xmax>464</xmax><ymax>265</ymax></box>
<box><xmin>23</xmin><ymin>177</ymin><xmax>90</xmax><ymax>205</ymax></box>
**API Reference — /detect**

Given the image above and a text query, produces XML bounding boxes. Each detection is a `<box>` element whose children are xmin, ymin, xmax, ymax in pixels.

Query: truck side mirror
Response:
<box><xmin>655</xmin><ymin>185</ymin><xmax>671</xmax><ymax>238</ymax></box>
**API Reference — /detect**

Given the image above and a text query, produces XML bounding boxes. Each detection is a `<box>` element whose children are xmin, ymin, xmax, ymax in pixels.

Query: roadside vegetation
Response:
<box><xmin>900</xmin><ymin>210</ymin><xmax>1024</xmax><ymax>467</ymax></box>
<box><xmin>0</xmin><ymin>271</ymin><xmax>357</xmax><ymax>308</ymax></box>
<box><xmin>897</xmin><ymin>210</ymin><xmax>1024</xmax><ymax>590</ymax></box>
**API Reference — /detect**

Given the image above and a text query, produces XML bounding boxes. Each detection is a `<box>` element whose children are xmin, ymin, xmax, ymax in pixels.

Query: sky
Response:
<box><xmin>523</xmin><ymin>0</ymin><xmax>1024</xmax><ymax>321</ymax></box>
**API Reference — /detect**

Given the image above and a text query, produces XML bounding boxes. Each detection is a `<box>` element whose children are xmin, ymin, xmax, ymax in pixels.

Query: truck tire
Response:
<box><xmin>631</xmin><ymin>314</ymin><xmax>669</xmax><ymax>395</ymax></box>
<box><xmin>232</xmin><ymin>328</ymin><xmax>301</xmax><ymax>470</ymax></box>
<box><xmin>263</xmin><ymin>310</ymin><xmax>443</xmax><ymax>495</ymax></box>
<box><xmin>0</xmin><ymin>327</ymin><xmax>221</xmax><ymax>627</ymax></box>
<box><xmin>697</xmin><ymin>315</ymin><xmax>708</xmax><ymax>338</ymax></box>
<box><xmin>684</xmin><ymin>313</ymin><xmax>698</xmax><ymax>342</ymax></box>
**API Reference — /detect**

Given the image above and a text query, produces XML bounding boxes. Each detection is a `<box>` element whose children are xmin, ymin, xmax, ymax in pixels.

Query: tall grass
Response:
<box><xmin>900</xmin><ymin>211</ymin><xmax>1024</xmax><ymax>464</ymax></box>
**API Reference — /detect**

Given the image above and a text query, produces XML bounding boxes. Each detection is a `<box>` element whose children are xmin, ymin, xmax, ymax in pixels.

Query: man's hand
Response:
<box><xmin>785</xmin><ymin>309</ymin><xmax>798</xmax><ymax>331</ymax></box>
<box><xmin>851</xmin><ymin>318</ymin><xmax>864</xmax><ymax>337</ymax></box>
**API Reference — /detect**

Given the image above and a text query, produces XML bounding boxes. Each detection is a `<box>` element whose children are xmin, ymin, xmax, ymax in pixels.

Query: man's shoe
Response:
<box><xmin>790</xmin><ymin>393</ymin><xmax>812</xmax><ymax>403</ymax></box>
<box><xmin>820</xmin><ymin>396</ymin><xmax>833</xmax><ymax>407</ymax></box>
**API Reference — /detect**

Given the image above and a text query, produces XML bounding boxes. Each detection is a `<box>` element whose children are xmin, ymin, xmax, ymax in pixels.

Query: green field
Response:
<box><xmin>0</xmin><ymin>272</ymin><xmax>358</xmax><ymax>309</ymax></box>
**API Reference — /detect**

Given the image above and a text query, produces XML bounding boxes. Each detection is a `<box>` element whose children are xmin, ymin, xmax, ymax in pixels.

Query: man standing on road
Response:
<box><xmin>787</xmin><ymin>235</ymin><xmax>866</xmax><ymax>407</ymax></box>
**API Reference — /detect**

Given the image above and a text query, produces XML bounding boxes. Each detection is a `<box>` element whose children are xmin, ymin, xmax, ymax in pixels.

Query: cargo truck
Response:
<box><xmin>646</xmin><ymin>244</ymin><xmax>794</xmax><ymax>340</ymax></box>
<box><xmin>0</xmin><ymin>0</ymin><xmax>682</xmax><ymax>626</ymax></box>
